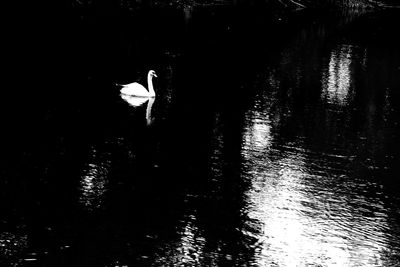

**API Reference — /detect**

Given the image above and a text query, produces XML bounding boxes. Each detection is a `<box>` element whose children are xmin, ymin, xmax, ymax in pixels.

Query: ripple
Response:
<box><xmin>240</xmin><ymin>102</ymin><xmax>400</xmax><ymax>266</ymax></box>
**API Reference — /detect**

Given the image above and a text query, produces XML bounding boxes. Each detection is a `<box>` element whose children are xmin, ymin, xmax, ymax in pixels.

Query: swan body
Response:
<box><xmin>120</xmin><ymin>70</ymin><xmax>157</xmax><ymax>97</ymax></box>
<box><xmin>120</xmin><ymin>94</ymin><xmax>150</xmax><ymax>107</ymax></box>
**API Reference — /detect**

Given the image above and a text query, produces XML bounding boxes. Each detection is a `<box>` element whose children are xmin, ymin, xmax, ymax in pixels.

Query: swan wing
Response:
<box><xmin>120</xmin><ymin>82</ymin><xmax>149</xmax><ymax>97</ymax></box>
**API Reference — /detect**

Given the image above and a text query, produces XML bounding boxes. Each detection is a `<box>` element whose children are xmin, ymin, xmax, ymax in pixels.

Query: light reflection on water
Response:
<box><xmin>0</xmin><ymin>232</ymin><xmax>28</xmax><ymax>263</ymax></box>
<box><xmin>242</xmin><ymin>143</ymin><xmax>394</xmax><ymax>266</ymax></box>
<box><xmin>3</xmin><ymin>5</ymin><xmax>400</xmax><ymax>266</ymax></box>
<box><xmin>79</xmin><ymin>145</ymin><xmax>110</xmax><ymax>211</ymax></box>
<box><xmin>154</xmin><ymin>215</ymin><xmax>207</xmax><ymax>266</ymax></box>
<box><xmin>238</xmin><ymin>40</ymin><xmax>400</xmax><ymax>265</ymax></box>
<box><xmin>322</xmin><ymin>44</ymin><xmax>356</xmax><ymax>106</ymax></box>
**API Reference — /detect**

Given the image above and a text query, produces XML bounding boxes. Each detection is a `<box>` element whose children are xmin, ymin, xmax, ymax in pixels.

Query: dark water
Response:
<box><xmin>1</xmin><ymin>3</ymin><xmax>400</xmax><ymax>266</ymax></box>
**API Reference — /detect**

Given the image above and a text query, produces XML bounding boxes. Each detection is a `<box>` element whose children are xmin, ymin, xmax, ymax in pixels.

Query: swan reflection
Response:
<box><xmin>322</xmin><ymin>44</ymin><xmax>355</xmax><ymax>106</ymax></box>
<box><xmin>79</xmin><ymin>146</ymin><xmax>110</xmax><ymax>211</ymax></box>
<box><xmin>120</xmin><ymin>95</ymin><xmax>155</xmax><ymax>126</ymax></box>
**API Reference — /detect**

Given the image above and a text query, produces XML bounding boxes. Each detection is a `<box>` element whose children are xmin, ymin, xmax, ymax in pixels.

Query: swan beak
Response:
<box><xmin>154</xmin><ymin>74</ymin><xmax>158</xmax><ymax>78</ymax></box>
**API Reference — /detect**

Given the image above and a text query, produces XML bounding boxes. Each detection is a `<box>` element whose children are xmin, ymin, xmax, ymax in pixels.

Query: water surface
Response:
<box><xmin>1</xmin><ymin>4</ymin><xmax>400</xmax><ymax>266</ymax></box>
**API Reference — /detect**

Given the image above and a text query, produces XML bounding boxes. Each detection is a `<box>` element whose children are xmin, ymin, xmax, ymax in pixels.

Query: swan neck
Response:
<box><xmin>147</xmin><ymin>75</ymin><xmax>156</xmax><ymax>97</ymax></box>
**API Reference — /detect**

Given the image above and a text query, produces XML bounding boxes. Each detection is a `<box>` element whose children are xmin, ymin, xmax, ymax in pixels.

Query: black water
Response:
<box><xmin>1</xmin><ymin>3</ymin><xmax>400</xmax><ymax>266</ymax></box>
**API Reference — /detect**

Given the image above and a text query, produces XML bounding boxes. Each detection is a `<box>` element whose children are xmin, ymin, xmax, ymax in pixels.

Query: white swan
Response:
<box><xmin>120</xmin><ymin>95</ymin><xmax>149</xmax><ymax>107</ymax></box>
<box><xmin>120</xmin><ymin>70</ymin><xmax>157</xmax><ymax>97</ymax></box>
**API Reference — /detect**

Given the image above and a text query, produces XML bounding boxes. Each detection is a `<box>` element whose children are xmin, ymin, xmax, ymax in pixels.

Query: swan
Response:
<box><xmin>119</xmin><ymin>70</ymin><xmax>157</xmax><ymax>97</ymax></box>
<box><xmin>120</xmin><ymin>94</ymin><xmax>149</xmax><ymax>107</ymax></box>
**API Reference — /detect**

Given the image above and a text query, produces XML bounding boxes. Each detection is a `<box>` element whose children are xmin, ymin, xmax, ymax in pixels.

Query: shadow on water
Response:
<box><xmin>1</xmin><ymin>2</ymin><xmax>400</xmax><ymax>266</ymax></box>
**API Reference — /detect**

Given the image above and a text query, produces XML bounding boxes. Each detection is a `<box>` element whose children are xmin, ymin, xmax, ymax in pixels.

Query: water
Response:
<box><xmin>1</xmin><ymin>3</ymin><xmax>400</xmax><ymax>266</ymax></box>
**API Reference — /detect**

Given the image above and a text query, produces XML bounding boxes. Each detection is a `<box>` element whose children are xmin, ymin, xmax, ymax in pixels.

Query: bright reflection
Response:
<box><xmin>153</xmin><ymin>215</ymin><xmax>206</xmax><ymax>266</ymax></box>
<box><xmin>244</xmin><ymin>116</ymin><xmax>272</xmax><ymax>151</ymax></box>
<box><xmin>0</xmin><ymin>232</ymin><xmax>28</xmax><ymax>261</ymax></box>
<box><xmin>243</xmin><ymin>96</ymin><xmax>273</xmax><ymax>153</ymax></box>
<box><xmin>120</xmin><ymin>95</ymin><xmax>155</xmax><ymax>126</ymax></box>
<box><xmin>322</xmin><ymin>44</ymin><xmax>355</xmax><ymax>105</ymax></box>
<box><xmin>241</xmin><ymin>95</ymin><xmax>396</xmax><ymax>266</ymax></box>
<box><xmin>79</xmin><ymin>146</ymin><xmax>110</xmax><ymax>210</ymax></box>
<box><xmin>176</xmin><ymin>216</ymin><xmax>205</xmax><ymax>264</ymax></box>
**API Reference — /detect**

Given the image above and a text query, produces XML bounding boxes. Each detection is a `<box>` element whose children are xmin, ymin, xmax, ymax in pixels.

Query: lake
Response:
<box><xmin>1</xmin><ymin>2</ymin><xmax>400</xmax><ymax>266</ymax></box>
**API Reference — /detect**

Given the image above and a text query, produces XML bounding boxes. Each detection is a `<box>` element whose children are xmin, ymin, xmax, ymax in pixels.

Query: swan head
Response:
<box><xmin>148</xmin><ymin>70</ymin><xmax>158</xmax><ymax>78</ymax></box>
